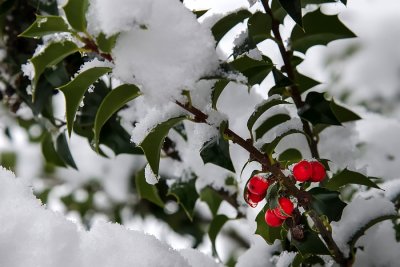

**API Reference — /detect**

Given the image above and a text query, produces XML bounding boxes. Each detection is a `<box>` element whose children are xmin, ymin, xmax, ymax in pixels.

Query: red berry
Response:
<box><xmin>272</xmin><ymin>207</ymin><xmax>288</xmax><ymax>220</ymax></box>
<box><xmin>245</xmin><ymin>191</ymin><xmax>264</xmax><ymax>208</ymax></box>
<box><xmin>292</xmin><ymin>160</ymin><xmax>312</xmax><ymax>182</ymax></box>
<box><xmin>247</xmin><ymin>175</ymin><xmax>269</xmax><ymax>196</ymax></box>
<box><xmin>278</xmin><ymin>197</ymin><xmax>294</xmax><ymax>216</ymax></box>
<box><xmin>310</xmin><ymin>161</ymin><xmax>326</xmax><ymax>182</ymax></box>
<box><xmin>265</xmin><ymin>209</ymin><xmax>284</xmax><ymax>227</ymax></box>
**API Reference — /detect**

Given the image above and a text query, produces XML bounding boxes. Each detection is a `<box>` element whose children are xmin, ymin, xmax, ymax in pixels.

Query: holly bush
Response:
<box><xmin>1</xmin><ymin>0</ymin><xmax>399</xmax><ymax>266</ymax></box>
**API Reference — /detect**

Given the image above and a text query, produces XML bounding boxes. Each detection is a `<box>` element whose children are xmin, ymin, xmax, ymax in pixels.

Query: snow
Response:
<box><xmin>272</xmin><ymin>251</ymin><xmax>297</xmax><ymax>267</ymax></box>
<box><xmin>130</xmin><ymin>101</ymin><xmax>185</xmax><ymax>145</ymax></box>
<box><xmin>76</xmin><ymin>58</ymin><xmax>113</xmax><ymax>76</ymax></box>
<box><xmin>236</xmin><ymin>236</ymin><xmax>279</xmax><ymax>267</ymax></box>
<box><xmin>0</xmin><ymin>167</ymin><xmax>219</xmax><ymax>267</ymax></box>
<box><xmin>87</xmin><ymin>0</ymin><xmax>219</xmax><ymax>103</ymax></box>
<box><xmin>21</xmin><ymin>62</ymin><xmax>35</xmax><ymax>81</ymax></box>
<box><xmin>331</xmin><ymin>196</ymin><xmax>397</xmax><ymax>256</ymax></box>
<box><xmin>145</xmin><ymin>164</ymin><xmax>159</xmax><ymax>185</ymax></box>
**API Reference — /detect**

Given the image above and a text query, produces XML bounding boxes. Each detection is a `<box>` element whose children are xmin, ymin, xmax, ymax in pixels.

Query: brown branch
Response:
<box><xmin>261</xmin><ymin>0</ymin><xmax>320</xmax><ymax>159</ymax></box>
<box><xmin>260</xmin><ymin>1</ymin><xmax>351</xmax><ymax>265</ymax></box>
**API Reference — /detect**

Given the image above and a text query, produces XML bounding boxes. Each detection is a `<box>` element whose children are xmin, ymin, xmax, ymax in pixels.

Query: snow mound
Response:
<box><xmin>0</xmin><ymin>167</ymin><xmax>218</xmax><ymax>267</ymax></box>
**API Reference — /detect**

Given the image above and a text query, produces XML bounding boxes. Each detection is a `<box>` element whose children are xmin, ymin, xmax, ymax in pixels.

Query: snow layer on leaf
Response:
<box><xmin>76</xmin><ymin>58</ymin><xmax>114</xmax><ymax>76</ymax></box>
<box><xmin>95</xmin><ymin>0</ymin><xmax>219</xmax><ymax>103</ymax></box>
<box><xmin>236</xmin><ymin>236</ymin><xmax>279</xmax><ymax>267</ymax></box>
<box><xmin>179</xmin><ymin>248</ymin><xmax>221</xmax><ymax>267</ymax></box>
<box><xmin>145</xmin><ymin>163</ymin><xmax>159</xmax><ymax>185</ymax></box>
<box><xmin>272</xmin><ymin>251</ymin><xmax>297</xmax><ymax>267</ymax></box>
<box><xmin>331</xmin><ymin>196</ymin><xmax>396</xmax><ymax>256</ymax></box>
<box><xmin>87</xmin><ymin>0</ymin><xmax>153</xmax><ymax>37</ymax></box>
<box><xmin>130</xmin><ymin>100</ymin><xmax>185</xmax><ymax>145</ymax></box>
<box><xmin>0</xmin><ymin>167</ymin><xmax>216</xmax><ymax>267</ymax></box>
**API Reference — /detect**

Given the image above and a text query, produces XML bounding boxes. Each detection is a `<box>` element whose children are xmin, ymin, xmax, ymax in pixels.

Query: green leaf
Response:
<box><xmin>325</xmin><ymin>169</ymin><xmax>381</xmax><ymax>191</ymax></box>
<box><xmin>63</xmin><ymin>0</ymin><xmax>89</xmax><ymax>32</ymax></box>
<box><xmin>299</xmin><ymin>92</ymin><xmax>341</xmax><ymax>126</ymax></box>
<box><xmin>309</xmin><ymin>187</ymin><xmax>346</xmax><ymax>222</ymax></box>
<box><xmin>247</xmin><ymin>98</ymin><xmax>290</xmax><ymax>138</ymax></box>
<box><xmin>193</xmin><ymin>9</ymin><xmax>209</xmax><ymax>18</ymax></box>
<box><xmin>135</xmin><ymin>168</ymin><xmax>164</xmax><ymax>208</ymax></box>
<box><xmin>200</xmin><ymin>135</ymin><xmax>235</xmax><ymax>173</ymax></box>
<box><xmin>248</xmin><ymin>12</ymin><xmax>272</xmax><ymax>44</ymax></box>
<box><xmin>30</xmin><ymin>41</ymin><xmax>80</xmax><ymax>90</ymax></box>
<box><xmin>140</xmin><ymin>117</ymin><xmax>186</xmax><ymax>176</ymax></box>
<box><xmin>19</xmin><ymin>15</ymin><xmax>71</xmax><ymax>38</ymax></box>
<box><xmin>278</xmin><ymin>0</ymin><xmax>302</xmax><ymax>27</ymax></box>
<box><xmin>348</xmin><ymin>215</ymin><xmax>399</xmax><ymax>251</ymax></box>
<box><xmin>230</xmin><ymin>55</ymin><xmax>273</xmax><ymax>86</ymax></box>
<box><xmin>291</xmin><ymin>229</ymin><xmax>330</xmax><ymax>255</ymax></box>
<box><xmin>330</xmin><ymin>100</ymin><xmax>361</xmax><ymax>123</ymax></box>
<box><xmin>56</xmin><ymin>132</ymin><xmax>77</xmax><ymax>169</ymax></box>
<box><xmin>278</xmin><ymin>148</ymin><xmax>302</xmax><ymax>166</ymax></box>
<box><xmin>73</xmin><ymin>80</ymin><xmax>143</xmax><ymax>155</ymax></box>
<box><xmin>94</xmin><ymin>84</ymin><xmax>141</xmax><ymax>150</ymax></box>
<box><xmin>268</xmin><ymin>68</ymin><xmax>293</xmax><ymax>97</ymax></box>
<box><xmin>296</xmin><ymin>72</ymin><xmax>320</xmax><ymax>94</ymax></box>
<box><xmin>211</xmin><ymin>79</ymin><xmax>230</xmax><ymax>110</ymax></box>
<box><xmin>209</xmin><ymin>214</ymin><xmax>230</xmax><ymax>257</ymax></box>
<box><xmin>291</xmin><ymin>9</ymin><xmax>356</xmax><ymax>54</ymax></box>
<box><xmin>96</xmin><ymin>33</ymin><xmax>118</xmax><ymax>53</ymax></box>
<box><xmin>211</xmin><ymin>9</ymin><xmax>252</xmax><ymax>43</ymax></box>
<box><xmin>58</xmin><ymin>67</ymin><xmax>112</xmax><ymax>136</ymax></box>
<box><xmin>200</xmin><ymin>187</ymin><xmax>224</xmax><ymax>217</ymax></box>
<box><xmin>167</xmin><ymin>176</ymin><xmax>199</xmax><ymax>221</ymax></box>
<box><xmin>255</xmin><ymin>204</ymin><xmax>285</xmax><ymax>244</ymax></box>
<box><xmin>42</xmin><ymin>133</ymin><xmax>66</xmax><ymax>167</ymax></box>
<box><xmin>261</xmin><ymin>129</ymin><xmax>305</xmax><ymax>156</ymax></box>
<box><xmin>255</xmin><ymin>113</ymin><xmax>291</xmax><ymax>140</ymax></box>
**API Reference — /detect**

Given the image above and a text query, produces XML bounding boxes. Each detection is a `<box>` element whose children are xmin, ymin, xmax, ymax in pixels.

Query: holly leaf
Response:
<box><xmin>211</xmin><ymin>9</ymin><xmax>252</xmax><ymax>43</ymax></box>
<box><xmin>135</xmin><ymin>168</ymin><xmax>164</xmax><ymax>208</ymax></box>
<box><xmin>41</xmin><ymin>132</ymin><xmax>66</xmax><ymax>168</ymax></box>
<box><xmin>247</xmin><ymin>97</ymin><xmax>290</xmax><ymax>138</ymax></box>
<box><xmin>63</xmin><ymin>0</ymin><xmax>89</xmax><ymax>32</ymax></box>
<box><xmin>167</xmin><ymin>176</ymin><xmax>199</xmax><ymax>221</ymax></box>
<box><xmin>19</xmin><ymin>15</ymin><xmax>70</xmax><ymax>38</ymax></box>
<box><xmin>55</xmin><ymin>132</ymin><xmax>77</xmax><ymax>169</ymax></box>
<box><xmin>211</xmin><ymin>79</ymin><xmax>230</xmax><ymax>110</ymax></box>
<box><xmin>291</xmin><ymin>9</ymin><xmax>356</xmax><ymax>54</ymax></box>
<box><xmin>140</xmin><ymin>117</ymin><xmax>186</xmax><ymax>176</ymax></box>
<box><xmin>230</xmin><ymin>55</ymin><xmax>273</xmax><ymax>86</ymax></box>
<box><xmin>278</xmin><ymin>0</ymin><xmax>302</xmax><ymax>27</ymax></box>
<box><xmin>348</xmin><ymin>215</ymin><xmax>399</xmax><ymax>251</ymax></box>
<box><xmin>30</xmin><ymin>41</ymin><xmax>79</xmax><ymax>90</ymax></box>
<box><xmin>325</xmin><ymin>169</ymin><xmax>381</xmax><ymax>191</ymax></box>
<box><xmin>96</xmin><ymin>33</ymin><xmax>118</xmax><ymax>53</ymax></box>
<box><xmin>261</xmin><ymin>129</ymin><xmax>305</xmax><ymax>156</ymax></box>
<box><xmin>330</xmin><ymin>100</ymin><xmax>361</xmax><ymax>123</ymax></box>
<box><xmin>57</xmin><ymin>67</ymin><xmax>112</xmax><ymax>136</ymax></box>
<box><xmin>248</xmin><ymin>12</ymin><xmax>272</xmax><ymax>44</ymax></box>
<box><xmin>278</xmin><ymin>148</ymin><xmax>302</xmax><ymax>166</ymax></box>
<box><xmin>200</xmin><ymin>135</ymin><xmax>235</xmax><ymax>173</ymax></box>
<box><xmin>291</xmin><ymin>229</ymin><xmax>330</xmax><ymax>255</ymax></box>
<box><xmin>255</xmin><ymin>113</ymin><xmax>291</xmax><ymax>140</ymax></box>
<box><xmin>94</xmin><ymin>84</ymin><xmax>141</xmax><ymax>151</ymax></box>
<box><xmin>309</xmin><ymin>187</ymin><xmax>346</xmax><ymax>222</ymax></box>
<box><xmin>200</xmin><ymin>187</ymin><xmax>224</xmax><ymax>217</ymax></box>
<box><xmin>209</xmin><ymin>215</ymin><xmax>230</xmax><ymax>258</ymax></box>
<box><xmin>299</xmin><ymin>92</ymin><xmax>341</xmax><ymax>126</ymax></box>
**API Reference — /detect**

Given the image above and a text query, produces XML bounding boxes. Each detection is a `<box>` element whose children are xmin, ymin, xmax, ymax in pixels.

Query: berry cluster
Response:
<box><xmin>244</xmin><ymin>160</ymin><xmax>326</xmax><ymax>228</ymax></box>
<box><xmin>292</xmin><ymin>160</ymin><xmax>326</xmax><ymax>182</ymax></box>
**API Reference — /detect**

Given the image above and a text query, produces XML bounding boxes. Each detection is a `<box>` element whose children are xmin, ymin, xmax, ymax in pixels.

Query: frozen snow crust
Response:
<box><xmin>0</xmin><ymin>167</ymin><xmax>218</xmax><ymax>267</ymax></box>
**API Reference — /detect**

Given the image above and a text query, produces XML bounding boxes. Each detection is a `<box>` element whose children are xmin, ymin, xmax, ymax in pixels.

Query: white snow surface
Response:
<box><xmin>331</xmin><ymin>196</ymin><xmax>396</xmax><ymax>257</ymax></box>
<box><xmin>0</xmin><ymin>167</ymin><xmax>219</xmax><ymax>267</ymax></box>
<box><xmin>87</xmin><ymin>0</ymin><xmax>219</xmax><ymax>102</ymax></box>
